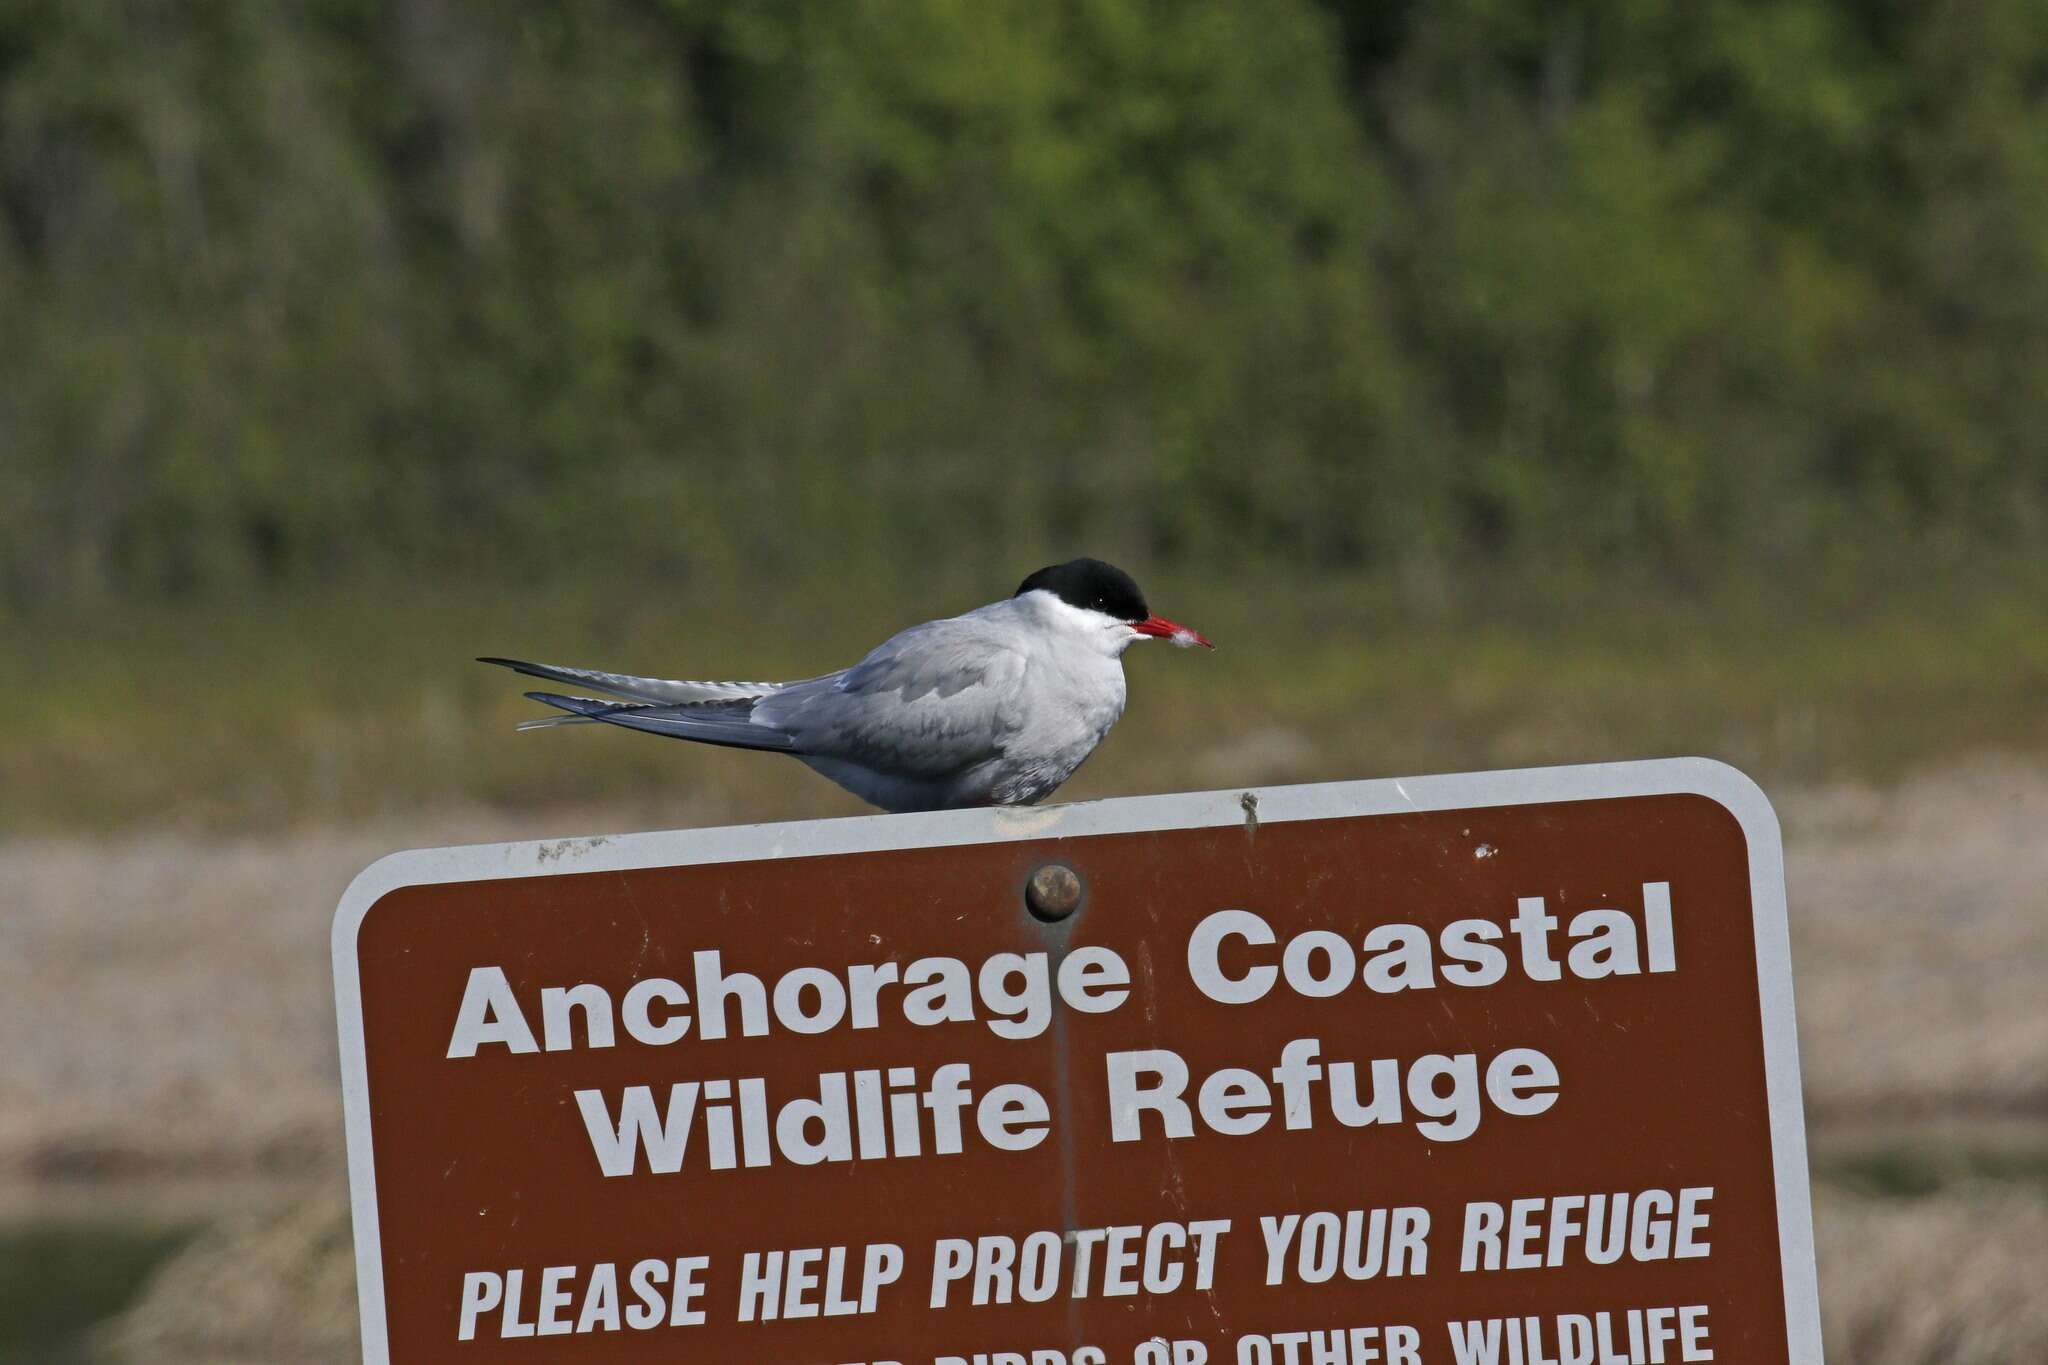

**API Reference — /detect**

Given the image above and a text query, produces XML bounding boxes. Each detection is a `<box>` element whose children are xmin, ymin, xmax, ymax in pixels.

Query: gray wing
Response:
<box><xmin>478</xmin><ymin>657</ymin><xmax>784</xmax><ymax>705</ymax></box>
<box><xmin>519</xmin><ymin>692</ymin><xmax>799</xmax><ymax>752</ymax></box>
<box><xmin>753</xmin><ymin>612</ymin><xmax>1029</xmax><ymax>779</ymax></box>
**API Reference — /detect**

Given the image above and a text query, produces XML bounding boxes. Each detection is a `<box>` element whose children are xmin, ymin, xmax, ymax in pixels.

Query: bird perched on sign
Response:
<box><xmin>480</xmin><ymin>558</ymin><xmax>1213</xmax><ymax>814</ymax></box>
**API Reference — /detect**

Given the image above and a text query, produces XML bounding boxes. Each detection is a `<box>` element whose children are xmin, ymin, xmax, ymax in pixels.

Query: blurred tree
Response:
<box><xmin>0</xmin><ymin>0</ymin><xmax>2042</xmax><ymax>607</ymax></box>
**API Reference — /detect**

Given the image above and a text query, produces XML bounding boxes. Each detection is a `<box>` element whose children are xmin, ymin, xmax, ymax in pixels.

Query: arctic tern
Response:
<box><xmin>479</xmin><ymin>558</ymin><xmax>1212</xmax><ymax>813</ymax></box>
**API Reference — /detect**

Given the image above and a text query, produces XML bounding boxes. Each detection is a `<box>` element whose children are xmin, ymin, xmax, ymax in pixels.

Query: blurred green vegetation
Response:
<box><xmin>1815</xmin><ymin>1140</ymin><xmax>2048</xmax><ymax>1201</ymax></box>
<box><xmin>0</xmin><ymin>1221</ymin><xmax>189</xmax><ymax>1363</ymax></box>
<box><xmin>7</xmin><ymin>555</ymin><xmax>2044</xmax><ymax>831</ymax></box>
<box><xmin>4</xmin><ymin>3</ymin><xmax>2044</xmax><ymax>829</ymax></box>
<box><xmin>3</xmin><ymin>0</ymin><xmax>2046</xmax><ymax>608</ymax></box>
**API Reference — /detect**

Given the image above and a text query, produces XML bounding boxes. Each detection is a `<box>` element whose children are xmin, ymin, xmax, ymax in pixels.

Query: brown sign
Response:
<box><xmin>334</xmin><ymin>760</ymin><xmax>1821</xmax><ymax>1364</ymax></box>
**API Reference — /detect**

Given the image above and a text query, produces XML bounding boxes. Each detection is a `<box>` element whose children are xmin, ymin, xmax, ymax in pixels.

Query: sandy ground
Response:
<box><xmin>1787</xmin><ymin>757</ymin><xmax>2048</xmax><ymax>1119</ymax></box>
<box><xmin>4</xmin><ymin>759</ymin><xmax>2045</xmax><ymax>1361</ymax></box>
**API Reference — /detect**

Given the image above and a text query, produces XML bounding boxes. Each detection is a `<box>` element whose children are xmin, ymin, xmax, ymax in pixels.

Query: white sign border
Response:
<box><xmin>332</xmin><ymin>756</ymin><xmax>1822</xmax><ymax>1363</ymax></box>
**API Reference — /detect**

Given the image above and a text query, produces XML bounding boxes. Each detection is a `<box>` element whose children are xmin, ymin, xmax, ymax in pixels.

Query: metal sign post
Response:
<box><xmin>334</xmin><ymin>758</ymin><xmax>1821</xmax><ymax>1362</ymax></box>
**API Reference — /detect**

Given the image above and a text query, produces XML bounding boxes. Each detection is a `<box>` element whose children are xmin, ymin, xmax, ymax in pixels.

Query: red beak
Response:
<box><xmin>1131</xmin><ymin>616</ymin><xmax>1215</xmax><ymax>649</ymax></box>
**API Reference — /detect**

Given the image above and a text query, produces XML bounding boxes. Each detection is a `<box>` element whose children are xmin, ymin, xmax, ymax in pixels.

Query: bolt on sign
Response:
<box><xmin>333</xmin><ymin>759</ymin><xmax>1822</xmax><ymax>1364</ymax></box>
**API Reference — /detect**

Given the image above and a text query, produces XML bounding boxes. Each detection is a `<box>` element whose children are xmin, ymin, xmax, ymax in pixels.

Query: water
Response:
<box><xmin>0</xmin><ymin>1222</ymin><xmax>190</xmax><ymax>1364</ymax></box>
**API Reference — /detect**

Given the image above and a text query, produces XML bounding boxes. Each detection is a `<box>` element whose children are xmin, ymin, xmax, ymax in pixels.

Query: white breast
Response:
<box><xmin>968</xmin><ymin>600</ymin><xmax>1129</xmax><ymax>806</ymax></box>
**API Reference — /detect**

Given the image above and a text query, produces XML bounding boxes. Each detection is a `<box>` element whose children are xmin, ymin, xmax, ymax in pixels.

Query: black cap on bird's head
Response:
<box><xmin>1016</xmin><ymin>558</ymin><xmax>1149</xmax><ymax>620</ymax></box>
<box><xmin>1015</xmin><ymin>557</ymin><xmax>1214</xmax><ymax>649</ymax></box>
